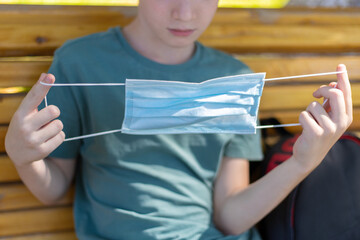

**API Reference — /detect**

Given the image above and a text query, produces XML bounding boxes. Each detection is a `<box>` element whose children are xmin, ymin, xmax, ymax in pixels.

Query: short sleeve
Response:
<box><xmin>224</xmin><ymin>130</ymin><xmax>263</xmax><ymax>161</ymax></box>
<box><xmin>41</xmin><ymin>52</ymin><xmax>82</xmax><ymax>159</ymax></box>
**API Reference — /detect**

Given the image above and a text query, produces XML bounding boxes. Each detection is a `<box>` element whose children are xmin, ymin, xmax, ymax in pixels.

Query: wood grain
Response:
<box><xmin>0</xmin><ymin>183</ymin><xmax>74</xmax><ymax>211</ymax></box>
<box><xmin>0</xmin><ymin>207</ymin><xmax>74</xmax><ymax>236</ymax></box>
<box><xmin>1</xmin><ymin>55</ymin><xmax>360</xmax><ymax>88</ymax></box>
<box><xmin>0</xmin><ymin>6</ymin><xmax>359</xmax><ymax>56</ymax></box>
<box><xmin>0</xmin><ymin>154</ymin><xmax>19</xmax><ymax>182</ymax></box>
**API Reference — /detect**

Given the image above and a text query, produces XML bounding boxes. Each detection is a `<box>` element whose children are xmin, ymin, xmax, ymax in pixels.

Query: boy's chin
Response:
<box><xmin>166</xmin><ymin>38</ymin><xmax>197</xmax><ymax>49</ymax></box>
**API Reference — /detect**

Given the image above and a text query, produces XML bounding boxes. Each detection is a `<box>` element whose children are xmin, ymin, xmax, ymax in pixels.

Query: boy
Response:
<box><xmin>5</xmin><ymin>0</ymin><xmax>352</xmax><ymax>239</ymax></box>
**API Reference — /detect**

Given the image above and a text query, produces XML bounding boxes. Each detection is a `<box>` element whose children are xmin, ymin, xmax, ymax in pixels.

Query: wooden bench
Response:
<box><xmin>0</xmin><ymin>5</ymin><xmax>359</xmax><ymax>239</ymax></box>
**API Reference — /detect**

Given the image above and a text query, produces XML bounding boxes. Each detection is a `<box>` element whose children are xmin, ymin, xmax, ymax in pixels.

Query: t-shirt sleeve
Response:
<box><xmin>40</xmin><ymin>52</ymin><xmax>82</xmax><ymax>159</ymax></box>
<box><xmin>223</xmin><ymin>130</ymin><xmax>263</xmax><ymax>161</ymax></box>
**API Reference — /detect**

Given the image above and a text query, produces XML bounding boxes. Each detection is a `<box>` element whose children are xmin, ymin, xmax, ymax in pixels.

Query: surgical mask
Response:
<box><xmin>41</xmin><ymin>71</ymin><xmax>345</xmax><ymax>141</ymax></box>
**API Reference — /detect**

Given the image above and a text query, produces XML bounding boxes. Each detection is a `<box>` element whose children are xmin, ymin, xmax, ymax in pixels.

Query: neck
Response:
<box><xmin>123</xmin><ymin>20</ymin><xmax>196</xmax><ymax>65</ymax></box>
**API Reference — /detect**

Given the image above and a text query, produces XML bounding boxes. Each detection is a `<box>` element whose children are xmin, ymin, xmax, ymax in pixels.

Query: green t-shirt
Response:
<box><xmin>46</xmin><ymin>27</ymin><xmax>263</xmax><ymax>240</ymax></box>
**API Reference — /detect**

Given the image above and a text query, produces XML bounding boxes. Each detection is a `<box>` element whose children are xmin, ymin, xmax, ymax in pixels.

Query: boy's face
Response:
<box><xmin>137</xmin><ymin>0</ymin><xmax>219</xmax><ymax>48</ymax></box>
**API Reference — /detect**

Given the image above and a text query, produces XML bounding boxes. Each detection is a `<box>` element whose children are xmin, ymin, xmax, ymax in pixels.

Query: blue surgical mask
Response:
<box><xmin>122</xmin><ymin>73</ymin><xmax>265</xmax><ymax>135</ymax></box>
<box><xmin>41</xmin><ymin>70</ymin><xmax>345</xmax><ymax>141</ymax></box>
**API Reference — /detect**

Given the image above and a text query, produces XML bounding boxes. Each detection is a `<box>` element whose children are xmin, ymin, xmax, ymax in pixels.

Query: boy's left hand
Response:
<box><xmin>292</xmin><ymin>64</ymin><xmax>353</xmax><ymax>172</ymax></box>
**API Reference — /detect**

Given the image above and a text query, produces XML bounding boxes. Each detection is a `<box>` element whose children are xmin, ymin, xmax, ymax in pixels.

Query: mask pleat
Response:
<box><xmin>123</xmin><ymin>115</ymin><xmax>257</xmax><ymax>134</ymax></box>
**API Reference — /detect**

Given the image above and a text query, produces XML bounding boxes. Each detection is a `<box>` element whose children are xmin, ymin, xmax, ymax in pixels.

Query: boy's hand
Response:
<box><xmin>5</xmin><ymin>73</ymin><xmax>65</xmax><ymax>168</ymax></box>
<box><xmin>292</xmin><ymin>64</ymin><xmax>353</xmax><ymax>172</ymax></box>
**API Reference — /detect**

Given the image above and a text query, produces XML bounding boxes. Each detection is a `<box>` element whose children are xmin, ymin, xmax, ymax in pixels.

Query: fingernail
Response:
<box><xmin>338</xmin><ymin>64</ymin><xmax>346</xmax><ymax>70</ymax></box>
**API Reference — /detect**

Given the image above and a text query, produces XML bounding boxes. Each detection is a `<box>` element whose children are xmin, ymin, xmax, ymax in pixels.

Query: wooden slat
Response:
<box><xmin>212</xmin><ymin>7</ymin><xmax>360</xmax><ymax>25</ymax></box>
<box><xmin>0</xmin><ymin>6</ymin><xmax>134</xmax><ymax>57</ymax></box>
<box><xmin>0</xmin><ymin>155</ymin><xmax>19</xmax><ymax>182</ymax></box>
<box><xmin>1</xmin><ymin>6</ymin><xmax>360</xmax><ymax>56</ymax></box>
<box><xmin>2</xmin><ymin>231</ymin><xmax>77</xmax><ymax>240</ymax></box>
<box><xmin>202</xmin><ymin>25</ymin><xmax>360</xmax><ymax>54</ymax></box>
<box><xmin>0</xmin><ymin>183</ymin><xmax>74</xmax><ymax>211</ymax></box>
<box><xmin>0</xmin><ymin>58</ymin><xmax>51</xmax><ymax>88</ymax></box>
<box><xmin>0</xmin><ymin>95</ymin><xmax>23</xmax><ymax>124</ymax></box>
<box><xmin>207</xmin><ymin>8</ymin><xmax>360</xmax><ymax>53</ymax></box>
<box><xmin>0</xmin><ymin>126</ymin><xmax>7</xmax><ymax>153</ymax></box>
<box><xmin>239</xmin><ymin>55</ymin><xmax>360</xmax><ymax>80</ymax></box>
<box><xmin>0</xmin><ymin>206</ymin><xmax>74</xmax><ymax>236</ymax></box>
<box><xmin>1</xmin><ymin>55</ymin><xmax>359</xmax><ymax>88</ymax></box>
<box><xmin>261</xmin><ymin>83</ymin><xmax>360</xmax><ymax>111</ymax></box>
<box><xmin>0</xmin><ymin>5</ymin><xmax>136</xmax><ymax>25</ymax></box>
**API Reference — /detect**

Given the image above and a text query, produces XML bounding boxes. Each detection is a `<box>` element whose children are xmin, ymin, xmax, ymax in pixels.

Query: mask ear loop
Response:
<box><xmin>41</xmin><ymin>83</ymin><xmax>126</xmax><ymax>108</ymax></box>
<box><xmin>256</xmin><ymin>70</ymin><xmax>346</xmax><ymax>130</ymax></box>
<box><xmin>40</xmin><ymin>82</ymin><xmax>126</xmax><ymax>141</ymax></box>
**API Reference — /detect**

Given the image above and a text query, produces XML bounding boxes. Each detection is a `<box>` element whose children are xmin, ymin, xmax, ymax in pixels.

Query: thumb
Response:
<box><xmin>19</xmin><ymin>73</ymin><xmax>55</xmax><ymax>114</ymax></box>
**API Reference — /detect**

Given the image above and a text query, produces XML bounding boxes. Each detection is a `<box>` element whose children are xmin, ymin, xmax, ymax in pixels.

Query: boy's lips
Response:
<box><xmin>168</xmin><ymin>28</ymin><xmax>195</xmax><ymax>37</ymax></box>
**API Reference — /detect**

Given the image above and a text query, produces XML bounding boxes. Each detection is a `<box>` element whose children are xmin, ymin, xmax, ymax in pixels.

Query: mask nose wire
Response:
<box><xmin>257</xmin><ymin>70</ymin><xmax>346</xmax><ymax>129</ymax></box>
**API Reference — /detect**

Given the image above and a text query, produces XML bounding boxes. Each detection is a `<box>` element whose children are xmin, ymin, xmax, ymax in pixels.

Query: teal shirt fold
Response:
<box><xmin>46</xmin><ymin>27</ymin><xmax>263</xmax><ymax>240</ymax></box>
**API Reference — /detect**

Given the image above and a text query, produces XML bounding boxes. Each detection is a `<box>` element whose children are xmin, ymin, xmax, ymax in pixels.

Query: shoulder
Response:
<box><xmin>48</xmin><ymin>27</ymin><xmax>122</xmax><ymax>82</ymax></box>
<box><xmin>53</xmin><ymin>27</ymin><xmax>120</xmax><ymax>59</ymax></box>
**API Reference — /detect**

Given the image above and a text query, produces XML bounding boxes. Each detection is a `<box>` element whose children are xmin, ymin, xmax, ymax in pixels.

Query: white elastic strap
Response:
<box><xmin>256</xmin><ymin>123</ymin><xmax>301</xmax><ymax>129</ymax></box>
<box><xmin>264</xmin><ymin>70</ymin><xmax>346</xmax><ymax>82</ymax></box>
<box><xmin>39</xmin><ymin>71</ymin><xmax>347</xmax><ymax>86</ymax></box>
<box><xmin>66</xmin><ymin>123</ymin><xmax>302</xmax><ymax>141</ymax></box>
<box><xmin>64</xmin><ymin>129</ymin><xmax>123</xmax><ymax>142</ymax></box>
<box><xmin>40</xmin><ymin>81</ymin><xmax>125</xmax><ymax>141</ymax></box>
<box><xmin>40</xmin><ymin>82</ymin><xmax>125</xmax><ymax>86</ymax></box>
<box><xmin>258</xmin><ymin>71</ymin><xmax>345</xmax><ymax>129</ymax></box>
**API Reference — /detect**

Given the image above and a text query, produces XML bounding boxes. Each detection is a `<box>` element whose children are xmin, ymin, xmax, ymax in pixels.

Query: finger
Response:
<box><xmin>40</xmin><ymin>131</ymin><xmax>65</xmax><ymax>154</ymax></box>
<box><xmin>314</xmin><ymin>84</ymin><xmax>334</xmax><ymax>112</ymax></box>
<box><xmin>305</xmin><ymin>101</ymin><xmax>333</xmax><ymax>130</ymax></box>
<box><xmin>313</xmin><ymin>85</ymin><xmax>346</xmax><ymax>123</ymax></box>
<box><xmin>335</xmin><ymin>64</ymin><xmax>352</xmax><ymax>116</ymax></box>
<box><xmin>299</xmin><ymin>110</ymin><xmax>322</xmax><ymax>134</ymax></box>
<box><xmin>35</xmin><ymin>119</ymin><xmax>64</xmax><ymax>143</ymax></box>
<box><xmin>19</xmin><ymin>73</ymin><xmax>55</xmax><ymax>114</ymax></box>
<box><xmin>31</xmin><ymin>105</ymin><xmax>60</xmax><ymax>131</ymax></box>
<box><xmin>322</xmin><ymin>82</ymin><xmax>338</xmax><ymax>111</ymax></box>
<box><xmin>329</xmin><ymin>82</ymin><xmax>337</xmax><ymax>88</ymax></box>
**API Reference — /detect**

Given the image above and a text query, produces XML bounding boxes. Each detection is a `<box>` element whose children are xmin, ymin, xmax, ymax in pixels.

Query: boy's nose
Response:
<box><xmin>172</xmin><ymin>0</ymin><xmax>195</xmax><ymax>21</ymax></box>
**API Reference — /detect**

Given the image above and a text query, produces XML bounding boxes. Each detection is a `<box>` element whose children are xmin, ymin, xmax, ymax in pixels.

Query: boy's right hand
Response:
<box><xmin>5</xmin><ymin>73</ymin><xmax>65</xmax><ymax>168</ymax></box>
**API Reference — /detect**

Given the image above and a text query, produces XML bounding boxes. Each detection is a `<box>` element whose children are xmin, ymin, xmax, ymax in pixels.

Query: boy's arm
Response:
<box><xmin>5</xmin><ymin>73</ymin><xmax>75</xmax><ymax>204</ymax></box>
<box><xmin>213</xmin><ymin>64</ymin><xmax>353</xmax><ymax>235</ymax></box>
<box><xmin>213</xmin><ymin>155</ymin><xmax>310</xmax><ymax>235</ymax></box>
<box><xmin>15</xmin><ymin>156</ymin><xmax>76</xmax><ymax>205</ymax></box>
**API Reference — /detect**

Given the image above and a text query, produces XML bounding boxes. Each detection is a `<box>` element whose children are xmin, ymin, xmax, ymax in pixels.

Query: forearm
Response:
<box><xmin>15</xmin><ymin>158</ymin><xmax>70</xmax><ymax>205</ymax></box>
<box><xmin>216</xmin><ymin>156</ymin><xmax>311</xmax><ymax>235</ymax></box>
